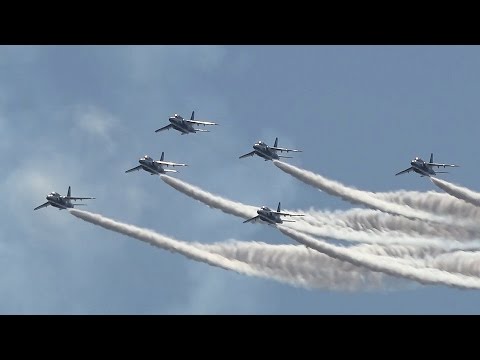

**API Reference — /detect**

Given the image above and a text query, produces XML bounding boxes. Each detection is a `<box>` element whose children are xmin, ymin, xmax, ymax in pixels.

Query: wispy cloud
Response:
<box><xmin>71</xmin><ymin>105</ymin><xmax>119</xmax><ymax>153</ymax></box>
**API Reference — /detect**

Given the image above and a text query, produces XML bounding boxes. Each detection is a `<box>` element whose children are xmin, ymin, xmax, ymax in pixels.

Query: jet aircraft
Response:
<box><xmin>125</xmin><ymin>152</ymin><xmax>187</xmax><ymax>175</ymax></box>
<box><xmin>239</xmin><ymin>137</ymin><xmax>302</xmax><ymax>161</ymax></box>
<box><xmin>155</xmin><ymin>111</ymin><xmax>218</xmax><ymax>135</ymax></box>
<box><xmin>34</xmin><ymin>186</ymin><xmax>95</xmax><ymax>211</ymax></box>
<box><xmin>243</xmin><ymin>202</ymin><xmax>305</xmax><ymax>225</ymax></box>
<box><xmin>395</xmin><ymin>153</ymin><xmax>459</xmax><ymax>177</ymax></box>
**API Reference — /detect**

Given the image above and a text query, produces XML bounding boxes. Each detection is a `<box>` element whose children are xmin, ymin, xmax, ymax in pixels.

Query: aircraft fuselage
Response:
<box><xmin>46</xmin><ymin>193</ymin><xmax>72</xmax><ymax>209</ymax></box>
<box><xmin>252</xmin><ymin>143</ymin><xmax>279</xmax><ymax>161</ymax></box>
<box><xmin>257</xmin><ymin>207</ymin><xmax>282</xmax><ymax>224</ymax></box>
<box><xmin>411</xmin><ymin>158</ymin><xmax>436</xmax><ymax>176</ymax></box>
<box><xmin>139</xmin><ymin>158</ymin><xmax>165</xmax><ymax>174</ymax></box>
<box><xmin>169</xmin><ymin>116</ymin><xmax>194</xmax><ymax>134</ymax></box>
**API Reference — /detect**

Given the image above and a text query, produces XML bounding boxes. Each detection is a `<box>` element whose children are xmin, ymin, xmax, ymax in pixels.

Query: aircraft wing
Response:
<box><xmin>155</xmin><ymin>124</ymin><xmax>173</xmax><ymax>133</ymax></box>
<box><xmin>67</xmin><ymin>197</ymin><xmax>95</xmax><ymax>200</ymax></box>
<box><xmin>270</xmin><ymin>146</ymin><xmax>302</xmax><ymax>153</ymax></box>
<box><xmin>395</xmin><ymin>167</ymin><xmax>414</xmax><ymax>176</ymax></box>
<box><xmin>239</xmin><ymin>151</ymin><xmax>256</xmax><ymax>159</ymax></box>
<box><xmin>125</xmin><ymin>165</ymin><xmax>143</xmax><ymax>173</ymax></box>
<box><xmin>185</xmin><ymin>120</ymin><xmax>218</xmax><ymax>126</ymax></box>
<box><xmin>34</xmin><ymin>202</ymin><xmax>50</xmax><ymax>210</ymax></box>
<box><xmin>155</xmin><ymin>161</ymin><xmax>187</xmax><ymax>167</ymax></box>
<box><xmin>428</xmin><ymin>162</ymin><xmax>459</xmax><ymax>168</ymax></box>
<box><xmin>243</xmin><ymin>215</ymin><xmax>260</xmax><ymax>223</ymax></box>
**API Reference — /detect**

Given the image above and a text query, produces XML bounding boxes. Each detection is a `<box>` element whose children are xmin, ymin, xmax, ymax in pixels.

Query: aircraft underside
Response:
<box><xmin>50</xmin><ymin>201</ymin><xmax>69</xmax><ymax>210</ymax></box>
<box><xmin>259</xmin><ymin>216</ymin><xmax>279</xmax><ymax>225</ymax></box>
<box><xmin>256</xmin><ymin>151</ymin><xmax>275</xmax><ymax>161</ymax></box>
<box><xmin>172</xmin><ymin>123</ymin><xmax>191</xmax><ymax>134</ymax></box>
<box><xmin>413</xmin><ymin>167</ymin><xmax>433</xmax><ymax>176</ymax></box>
<box><xmin>142</xmin><ymin>165</ymin><xmax>160</xmax><ymax>175</ymax></box>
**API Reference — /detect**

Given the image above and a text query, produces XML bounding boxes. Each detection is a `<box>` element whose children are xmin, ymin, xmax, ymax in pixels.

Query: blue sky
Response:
<box><xmin>2</xmin><ymin>45</ymin><xmax>480</xmax><ymax>314</ymax></box>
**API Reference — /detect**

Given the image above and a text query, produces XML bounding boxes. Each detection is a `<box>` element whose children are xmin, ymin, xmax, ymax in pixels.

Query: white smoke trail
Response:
<box><xmin>284</xmin><ymin>218</ymin><xmax>480</xmax><ymax>250</ymax></box>
<box><xmin>431</xmin><ymin>177</ymin><xmax>480</xmax><ymax>208</ymax></box>
<box><xmin>195</xmin><ymin>240</ymin><xmax>395</xmax><ymax>291</ymax></box>
<box><xmin>69</xmin><ymin>209</ymin><xmax>275</xmax><ymax>281</ymax></box>
<box><xmin>424</xmin><ymin>251</ymin><xmax>480</xmax><ymax>278</ymax></box>
<box><xmin>160</xmin><ymin>175</ymin><xmax>257</xmax><ymax>219</ymax></box>
<box><xmin>69</xmin><ymin>209</ymin><xmax>480</xmax><ymax>291</ymax></box>
<box><xmin>68</xmin><ymin>209</ymin><xmax>393</xmax><ymax>291</ymax></box>
<box><xmin>198</xmin><ymin>239</ymin><xmax>480</xmax><ymax>280</ymax></box>
<box><xmin>161</xmin><ymin>173</ymin><xmax>478</xmax><ymax>250</ymax></box>
<box><xmin>272</xmin><ymin>160</ymin><xmax>444</xmax><ymax>223</ymax></box>
<box><xmin>278</xmin><ymin>225</ymin><xmax>480</xmax><ymax>290</ymax></box>
<box><xmin>375</xmin><ymin>190</ymin><xmax>480</xmax><ymax>220</ymax></box>
<box><xmin>302</xmin><ymin>207</ymin><xmax>479</xmax><ymax>240</ymax></box>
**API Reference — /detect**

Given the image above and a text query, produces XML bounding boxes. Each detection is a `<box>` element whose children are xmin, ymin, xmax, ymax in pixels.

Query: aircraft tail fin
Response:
<box><xmin>430</xmin><ymin>153</ymin><xmax>434</xmax><ymax>163</ymax></box>
<box><xmin>160</xmin><ymin>152</ymin><xmax>164</xmax><ymax>161</ymax></box>
<box><xmin>67</xmin><ymin>186</ymin><xmax>71</xmax><ymax>198</ymax></box>
<box><xmin>277</xmin><ymin>202</ymin><xmax>281</xmax><ymax>212</ymax></box>
<box><xmin>190</xmin><ymin>111</ymin><xmax>195</xmax><ymax>120</ymax></box>
<box><xmin>274</xmin><ymin>137</ymin><xmax>278</xmax><ymax>147</ymax></box>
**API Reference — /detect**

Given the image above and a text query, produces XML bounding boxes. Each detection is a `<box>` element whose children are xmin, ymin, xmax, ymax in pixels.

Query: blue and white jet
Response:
<box><xmin>34</xmin><ymin>186</ymin><xmax>95</xmax><ymax>211</ymax></box>
<box><xmin>125</xmin><ymin>152</ymin><xmax>187</xmax><ymax>175</ymax></box>
<box><xmin>155</xmin><ymin>111</ymin><xmax>218</xmax><ymax>135</ymax></box>
<box><xmin>395</xmin><ymin>153</ymin><xmax>459</xmax><ymax>177</ymax></box>
<box><xmin>239</xmin><ymin>137</ymin><xmax>302</xmax><ymax>161</ymax></box>
<box><xmin>243</xmin><ymin>202</ymin><xmax>304</xmax><ymax>225</ymax></box>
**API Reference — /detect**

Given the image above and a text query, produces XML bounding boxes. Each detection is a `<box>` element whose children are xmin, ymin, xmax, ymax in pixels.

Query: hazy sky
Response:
<box><xmin>2</xmin><ymin>45</ymin><xmax>480</xmax><ymax>314</ymax></box>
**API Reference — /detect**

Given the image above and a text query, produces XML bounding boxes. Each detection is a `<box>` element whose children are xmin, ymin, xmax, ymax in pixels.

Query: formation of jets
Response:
<box><xmin>34</xmin><ymin>110</ymin><xmax>460</xmax><ymax>223</ymax></box>
<box><xmin>34</xmin><ymin>186</ymin><xmax>95</xmax><ymax>211</ymax></box>
<box><xmin>395</xmin><ymin>153</ymin><xmax>459</xmax><ymax>177</ymax></box>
